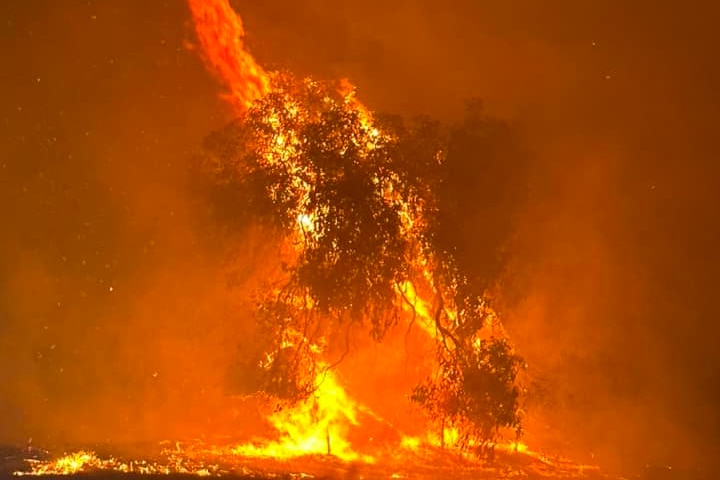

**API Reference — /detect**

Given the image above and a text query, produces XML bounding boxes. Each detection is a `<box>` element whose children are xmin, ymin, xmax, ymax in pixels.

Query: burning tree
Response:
<box><xmin>198</xmin><ymin>72</ymin><xmax>524</xmax><ymax>449</ymax></box>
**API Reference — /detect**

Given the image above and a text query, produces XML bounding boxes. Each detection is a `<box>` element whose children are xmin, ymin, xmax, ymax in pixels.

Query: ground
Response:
<box><xmin>1</xmin><ymin>443</ymin><xmax>622</xmax><ymax>480</ymax></box>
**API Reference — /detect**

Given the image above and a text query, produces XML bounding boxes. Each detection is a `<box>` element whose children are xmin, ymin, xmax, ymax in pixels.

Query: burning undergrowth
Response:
<box><xmin>10</xmin><ymin>443</ymin><xmax>609</xmax><ymax>479</ymax></box>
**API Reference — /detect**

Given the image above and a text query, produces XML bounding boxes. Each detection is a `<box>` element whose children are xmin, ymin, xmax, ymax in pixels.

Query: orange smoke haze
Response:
<box><xmin>2</xmin><ymin>0</ymin><xmax>720</xmax><ymax>477</ymax></box>
<box><xmin>0</xmin><ymin>0</ymin><xmax>270</xmax><ymax>447</ymax></box>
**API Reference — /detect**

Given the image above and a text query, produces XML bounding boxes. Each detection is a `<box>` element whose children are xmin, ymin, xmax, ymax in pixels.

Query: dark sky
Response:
<box><xmin>2</xmin><ymin>0</ymin><xmax>720</xmax><ymax>474</ymax></box>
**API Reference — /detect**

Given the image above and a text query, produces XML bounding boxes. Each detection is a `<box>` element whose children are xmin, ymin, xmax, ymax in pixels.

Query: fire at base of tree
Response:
<box><xmin>196</xmin><ymin>72</ymin><xmax>528</xmax><ymax>452</ymax></box>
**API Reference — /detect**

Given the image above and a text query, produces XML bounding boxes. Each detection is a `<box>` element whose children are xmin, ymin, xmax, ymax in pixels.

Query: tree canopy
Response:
<box><xmin>197</xmin><ymin>73</ymin><xmax>527</xmax><ymax>446</ymax></box>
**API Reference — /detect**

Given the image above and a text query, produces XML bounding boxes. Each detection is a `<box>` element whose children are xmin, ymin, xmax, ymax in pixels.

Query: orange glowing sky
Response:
<box><xmin>1</xmin><ymin>0</ymin><xmax>719</xmax><ymax>475</ymax></box>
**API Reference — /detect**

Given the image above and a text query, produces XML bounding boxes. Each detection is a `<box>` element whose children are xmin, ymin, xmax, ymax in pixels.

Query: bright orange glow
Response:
<box><xmin>231</xmin><ymin>366</ymin><xmax>374</xmax><ymax>463</ymax></box>
<box><xmin>4</xmin><ymin>2</ymin><xmax>617</xmax><ymax>480</ymax></box>
<box><xmin>187</xmin><ymin>0</ymin><xmax>270</xmax><ymax>112</ymax></box>
<box><xmin>397</xmin><ymin>280</ymin><xmax>437</xmax><ymax>339</ymax></box>
<box><xmin>185</xmin><ymin>0</ymin><xmax>522</xmax><ymax>464</ymax></box>
<box><xmin>20</xmin><ymin>452</ymin><xmax>98</xmax><ymax>476</ymax></box>
<box><xmin>18</xmin><ymin>440</ymin><xmax>601</xmax><ymax>478</ymax></box>
<box><xmin>16</xmin><ymin>450</ymin><xmax>216</xmax><ymax>476</ymax></box>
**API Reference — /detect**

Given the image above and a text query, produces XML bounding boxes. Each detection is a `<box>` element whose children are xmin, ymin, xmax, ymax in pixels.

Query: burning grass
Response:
<box><xmin>10</xmin><ymin>440</ymin><xmax>610</xmax><ymax>479</ymax></box>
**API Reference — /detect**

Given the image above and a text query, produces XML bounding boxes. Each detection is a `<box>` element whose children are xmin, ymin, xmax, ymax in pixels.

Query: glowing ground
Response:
<box><xmin>2</xmin><ymin>442</ymin><xmax>619</xmax><ymax>480</ymax></box>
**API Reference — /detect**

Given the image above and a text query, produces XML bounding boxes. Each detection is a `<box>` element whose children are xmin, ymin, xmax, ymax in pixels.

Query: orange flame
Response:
<box><xmin>20</xmin><ymin>452</ymin><xmax>98</xmax><ymax>476</ymax></box>
<box><xmin>187</xmin><ymin>0</ymin><xmax>270</xmax><ymax>112</ymax></box>
<box><xmin>16</xmin><ymin>451</ymin><xmax>216</xmax><ymax>476</ymax></box>
<box><xmin>232</xmin><ymin>366</ymin><xmax>374</xmax><ymax>463</ymax></box>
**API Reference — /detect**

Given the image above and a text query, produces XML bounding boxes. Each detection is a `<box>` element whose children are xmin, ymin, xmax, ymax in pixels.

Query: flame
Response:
<box><xmin>232</xmin><ymin>366</ymin><xmax>374</xmax><ymax>463</ymax></box>
<box><xmin>187</xmin><ymin>0</ymin><xmax>270</xmax><ymax>112</ymax></box>
<box><xmin>17</xmin><ymin>440</ymin><xmax>603</xmax><ymax>479</ymax></box>
<box><xmin>21</xmin><ymin>452</ymin><xmax>97</xmax><ymax>476</ymax></box>
<box><xmin>16</xmin><ymin>451</ymin><xmax>217</xmax><ymax>476</ymax></box>
<box><xmin>397</xmin><ymin>280</ymin><xmax>437</xmax><ymax>339</ymax></box>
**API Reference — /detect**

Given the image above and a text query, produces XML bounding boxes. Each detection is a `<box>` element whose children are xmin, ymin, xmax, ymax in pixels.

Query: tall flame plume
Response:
<box><xmin>187</xmin><ymin>0</ymin><xmax>270</xmax><ymax>112</ymax></box>
<box><xmin>186</xmin><ymin>0</ymin><xmax>382</xmax><ymax>461</ymax></box>
<box><xmin>185</xmin><ymin>0</ymin><xmax>518</xmax><ymax>462</ymax></box>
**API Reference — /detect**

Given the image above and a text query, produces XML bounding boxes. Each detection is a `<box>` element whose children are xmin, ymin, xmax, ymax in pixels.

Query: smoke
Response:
<box><xmin>237</xmin><ymin>0</ymin><xmax>720</xmax><ymax>473</ymax></box>
<box><xmin>0</xmin><ymin>0</ymin><xmax>269</xmax><ymax>448</ymax></box>
<box><xmin>2</xmin><ymin>0</ymin><xmax>719</xmax><ymax>476</ymax></box>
